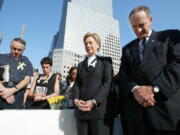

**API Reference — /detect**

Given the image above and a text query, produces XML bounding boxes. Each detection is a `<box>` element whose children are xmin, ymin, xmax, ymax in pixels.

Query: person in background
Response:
<box><xmin>116</xmin><ymin>5</ymin><xmax>180</xmax><ymax>135</ymax></box>
<box><xmin>57</xmin><ymin>72</ymin><xmax>66</xmax><ymax>95</ymax></box>
<box><xmin>27</xmin><ymin>57</ymin><xmax>59</xmax><ymax>109</ymax></box>
<box><xmin>63</xmin><ymin>66</ymin><xmax>77</xmax><ymax>99</ymax></box>
<box><xmin>0</xmin><ymin>38</ymin><xmax>33</xmax><ymax>109</ymax></box>
<box><xmin>23</xmin><ymin>68</ymin><xmax>39</xmax><ymax>108</ymax></box>
<box><xmin>61</xmin><ymin>66</ymin><xmax>77</xmax><ymax>109</ymax></box>
<box><xmin>73</xmin><ymin>33</ymin><xmax>113</xmax><ymax>135</ymax></box>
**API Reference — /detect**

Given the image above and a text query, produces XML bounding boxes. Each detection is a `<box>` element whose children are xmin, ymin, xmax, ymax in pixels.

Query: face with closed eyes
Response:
<box><xmin>130</xmin><ymin>10</ymin><xmax>152</xmax><ymax>39</ymax></box>
<box><xmin>84</xmin><ymin>36</ymin><xmax>100</xmax><ymax>56</ymax></box>
<box><xmin>10</xmin><ymin>41</ymin><xmax>25</xmax><ymax>58</ymax></box>
<box><xmin>42</xmin><ymin>64</ymin><xmax>52</xmax><ymax>75</ymax></box>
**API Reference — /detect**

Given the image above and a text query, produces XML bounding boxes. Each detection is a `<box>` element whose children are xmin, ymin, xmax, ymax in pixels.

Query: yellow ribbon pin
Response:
<box><xmin>17</xmin><ymin>62</ymin><xmax>26</xmax><ymax>70</ymax></box>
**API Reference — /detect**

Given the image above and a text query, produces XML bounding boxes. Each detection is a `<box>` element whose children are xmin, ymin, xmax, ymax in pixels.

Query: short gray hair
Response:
<box><xmin>12</xmin><ymin>38</ymin><xmax>26</xmax><ymax>46</ymax></box>
<box><xmin>129</xmin><ymin>5</ymin><xmax>151</xmax><ymax>19</ymax></box>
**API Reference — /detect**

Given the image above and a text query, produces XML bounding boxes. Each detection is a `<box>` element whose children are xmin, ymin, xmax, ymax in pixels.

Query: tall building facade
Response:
<box><xmin>0</xmin><ymin>0</ymin><xmax>4</xmax><ymax>11</ymax></box>
<box><xmin>49</xmin><ymin>0</ymin><xmax>121</xmax><ymax>79</ymax></box>
<box><xmin>0</xmin><ymin>0</ymin><xmax>4</xmax><ymax>45</ymax></box>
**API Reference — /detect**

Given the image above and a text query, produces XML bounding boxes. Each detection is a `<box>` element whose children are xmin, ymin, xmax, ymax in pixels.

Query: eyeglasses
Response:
<box><xmin>12</xmin><ymin>47</ymin><xmax>23</xmax><ymax>52</ymax></box>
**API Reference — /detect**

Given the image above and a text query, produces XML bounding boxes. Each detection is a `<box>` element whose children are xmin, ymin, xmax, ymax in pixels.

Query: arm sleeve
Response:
<box><xmin>25</xmin><ymin>58</ymin><xmax>33</xmax><ymax>77</ymax></box>
<box><xmin>152</xmin><ymin>30</ymin><xmax>180</xmax><ymax>98</ymax></box>
<box><xmin>117</xmin><ymin>49</ymin><xmax>139</xmax><ymax>93</ymax></box>
<box><xmin>93</xmin><ymin>60</ymin><xmax>112</xmax><ymax>104</ymax></box>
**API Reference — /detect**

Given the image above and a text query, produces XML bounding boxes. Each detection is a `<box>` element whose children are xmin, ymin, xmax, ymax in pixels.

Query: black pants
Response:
<box><xmin>76</xmin><ymin>119</ymin><xmax>112</xmax><ymax>135</ymax></box>
<box><xmin>122</xmin><ymin>117</ymin><xmax>180</xmax><ymax>135</ymax></box>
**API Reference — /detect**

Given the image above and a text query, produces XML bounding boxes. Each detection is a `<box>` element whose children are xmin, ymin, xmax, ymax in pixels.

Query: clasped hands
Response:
<box><xmin>74</xmin><ymin>99</ymin><xmax>95</xmax><ymax>112</ymax></box>
<box><xmin>133</xmin><ymin>85</ymin><xmax>156</xmax><ymax>107</ymax></box>
<box><xmin>34</xmin><ymin>93</ymin><xmax>47</xmax><ymax>101</ymax></box>
<box><xmin>0</xmin><ymin>83</ymin><xmax>16</xmax><ymax>104</ymax></box>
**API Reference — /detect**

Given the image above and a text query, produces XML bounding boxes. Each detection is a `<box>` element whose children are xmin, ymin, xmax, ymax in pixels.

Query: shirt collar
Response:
<box><xmin>146</xmin><ymin>29</ymin><xmax>152</xmax><ymax>41</ymax></box>
<box><xmin>87</xmin><ymin>54</ymin><xmax>96</xmax><ymax>61</ymax></box>
<box><xmin>148</xmin><ymin>29</ymin><xmax>152</xmax><ymax>37</ymax></box>
<box><xmin>9</xmin><ymin>53</ymin><xmax>22</xmax><ymax>60</ymax></box>
<box><xmin>87</xmin><ymin>54</ymin><xmax>97</xmax><ymax>66</ymax></box>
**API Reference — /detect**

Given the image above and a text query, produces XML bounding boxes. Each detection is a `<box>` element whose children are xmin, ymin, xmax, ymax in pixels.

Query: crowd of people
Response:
<box><xmin>0</xmin><ymin>5</ymin><xmax>180</xmax><ymax>135</ymax></box>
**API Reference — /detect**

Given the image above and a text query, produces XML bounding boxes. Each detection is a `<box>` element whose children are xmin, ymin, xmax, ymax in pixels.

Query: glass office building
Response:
<box><xmin>49</xmin><ymin>0</ymin><xmax>121</xmax><ymax>78</ymax></box>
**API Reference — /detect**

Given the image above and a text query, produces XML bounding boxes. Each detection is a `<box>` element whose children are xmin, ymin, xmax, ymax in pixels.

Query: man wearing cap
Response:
<box><xmin>0</xmin><ymin>38</ymin><xmax>33</xmax><ymax>109</ymax></box>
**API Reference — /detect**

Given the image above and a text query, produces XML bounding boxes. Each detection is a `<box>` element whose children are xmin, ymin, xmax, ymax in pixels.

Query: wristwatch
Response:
<box><xmin>153</xmin><ymin>86</ymin><xmax>160</xmax><ymax>93</ymax></box>
<box><xmin>91</xmin><ymin>99</ymin><xmax>97</xmax><ymax>107</ymax></box>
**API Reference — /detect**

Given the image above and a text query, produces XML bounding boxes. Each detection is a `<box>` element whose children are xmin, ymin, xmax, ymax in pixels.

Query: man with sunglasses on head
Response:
<box><xmin>0</xmin><ymin>38</ymin><xmax>33</xmax><ymax>109</ymax></box>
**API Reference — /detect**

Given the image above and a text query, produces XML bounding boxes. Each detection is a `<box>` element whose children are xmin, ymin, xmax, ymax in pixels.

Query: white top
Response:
<box><xmin>87</xmin><ymin>55</ymin><xmax>97</xmax><ymax>67</ymax></box>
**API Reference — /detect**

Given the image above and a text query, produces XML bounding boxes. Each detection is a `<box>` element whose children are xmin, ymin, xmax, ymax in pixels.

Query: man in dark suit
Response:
<box><xmin>116</xmin><ymin>5</ymin><xmax>180</xmax><ymax>135</ymax></box>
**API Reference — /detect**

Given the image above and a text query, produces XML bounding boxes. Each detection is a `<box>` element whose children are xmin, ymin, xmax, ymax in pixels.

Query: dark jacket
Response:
<box><xmin>117</xmin><ymin>30</ymin><xmax>180</xmax><ymax>130</ymax></box>
<box><xmin>73</xmin><ymin>56</ymin><xmax>112</xmax><ymax>119</ymax></box>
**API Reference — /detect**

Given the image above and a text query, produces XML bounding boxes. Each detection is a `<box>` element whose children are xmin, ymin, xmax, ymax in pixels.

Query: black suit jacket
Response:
<box><xmin>73</xmin><ymin>56</ymin><xmax>112</xmax><ymax>119</ymax></box>
<box><xmin>117</xmin><ymin>30</ymin><xmax>180</xmax><ymax>130</ymax></box>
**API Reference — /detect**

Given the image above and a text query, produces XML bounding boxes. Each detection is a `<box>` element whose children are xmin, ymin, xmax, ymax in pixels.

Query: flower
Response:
<box><xmin>47</xmin><ymin>95</ymin><xmax>66</xmax><ymax>109</ymax></box>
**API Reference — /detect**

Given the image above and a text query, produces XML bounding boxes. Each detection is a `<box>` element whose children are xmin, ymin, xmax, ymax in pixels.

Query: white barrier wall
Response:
<box><xmin>0</xmin><ymin>110</ymin><xmax>77</xmax><ymax>135</ymax></box>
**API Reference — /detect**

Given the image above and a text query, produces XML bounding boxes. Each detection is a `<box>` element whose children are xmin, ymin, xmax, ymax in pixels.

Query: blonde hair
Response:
<box><xmin>83</xmin><ymin>32</ymin><xmax>101</xmax><ymax>52</ymax></box>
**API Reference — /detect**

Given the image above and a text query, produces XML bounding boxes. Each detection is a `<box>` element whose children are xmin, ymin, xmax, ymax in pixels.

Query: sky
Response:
<box><xmin>0</xmin><ymin>0</ymin><xmax>179</xmax><ymax>72</ymax></box>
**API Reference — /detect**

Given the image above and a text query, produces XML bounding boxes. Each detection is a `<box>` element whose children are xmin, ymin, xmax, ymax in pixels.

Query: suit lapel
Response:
<box><xmin>131</xmin><ymin>39</ymin><xmax>141</xmax><ymax>64</ymax></box>
<box><xmin>83</xmin><ymin>57</ymin><xmax>90</xmax><ymax>71</ymax></box>
<box><xmin>84</xmin><ymin>56</ymin><xmax>102</xmax><ymax>72</ymax></box>
<box><xmin>94</xmin><ymin>58</ymin><xmax>102</xmax><ymax>72</ymax></box>
<box><xmin>140</xmin><ymin>31</ymin><xmax>159</xmax><ymax>66</ymax></box>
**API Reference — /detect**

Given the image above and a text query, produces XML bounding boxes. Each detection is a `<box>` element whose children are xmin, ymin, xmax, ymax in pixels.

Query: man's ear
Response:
<box><xmin>149</xmin><ymin>16</ymin><xmax>152</xmax><ymax>23</ymax></box>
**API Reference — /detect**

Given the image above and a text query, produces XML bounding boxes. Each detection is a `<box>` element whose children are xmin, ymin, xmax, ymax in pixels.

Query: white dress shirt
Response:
<box><xmin>87</xmin><ymin>55</ymin><xmax>97</xmax><ymax>67</ymax></box>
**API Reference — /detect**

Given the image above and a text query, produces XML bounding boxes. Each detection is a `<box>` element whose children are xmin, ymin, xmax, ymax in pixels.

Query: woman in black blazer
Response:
<box><xmin>73</xmin><ymin>33</ymin><xmax>113</xmax><ymax>135</ymax></box>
